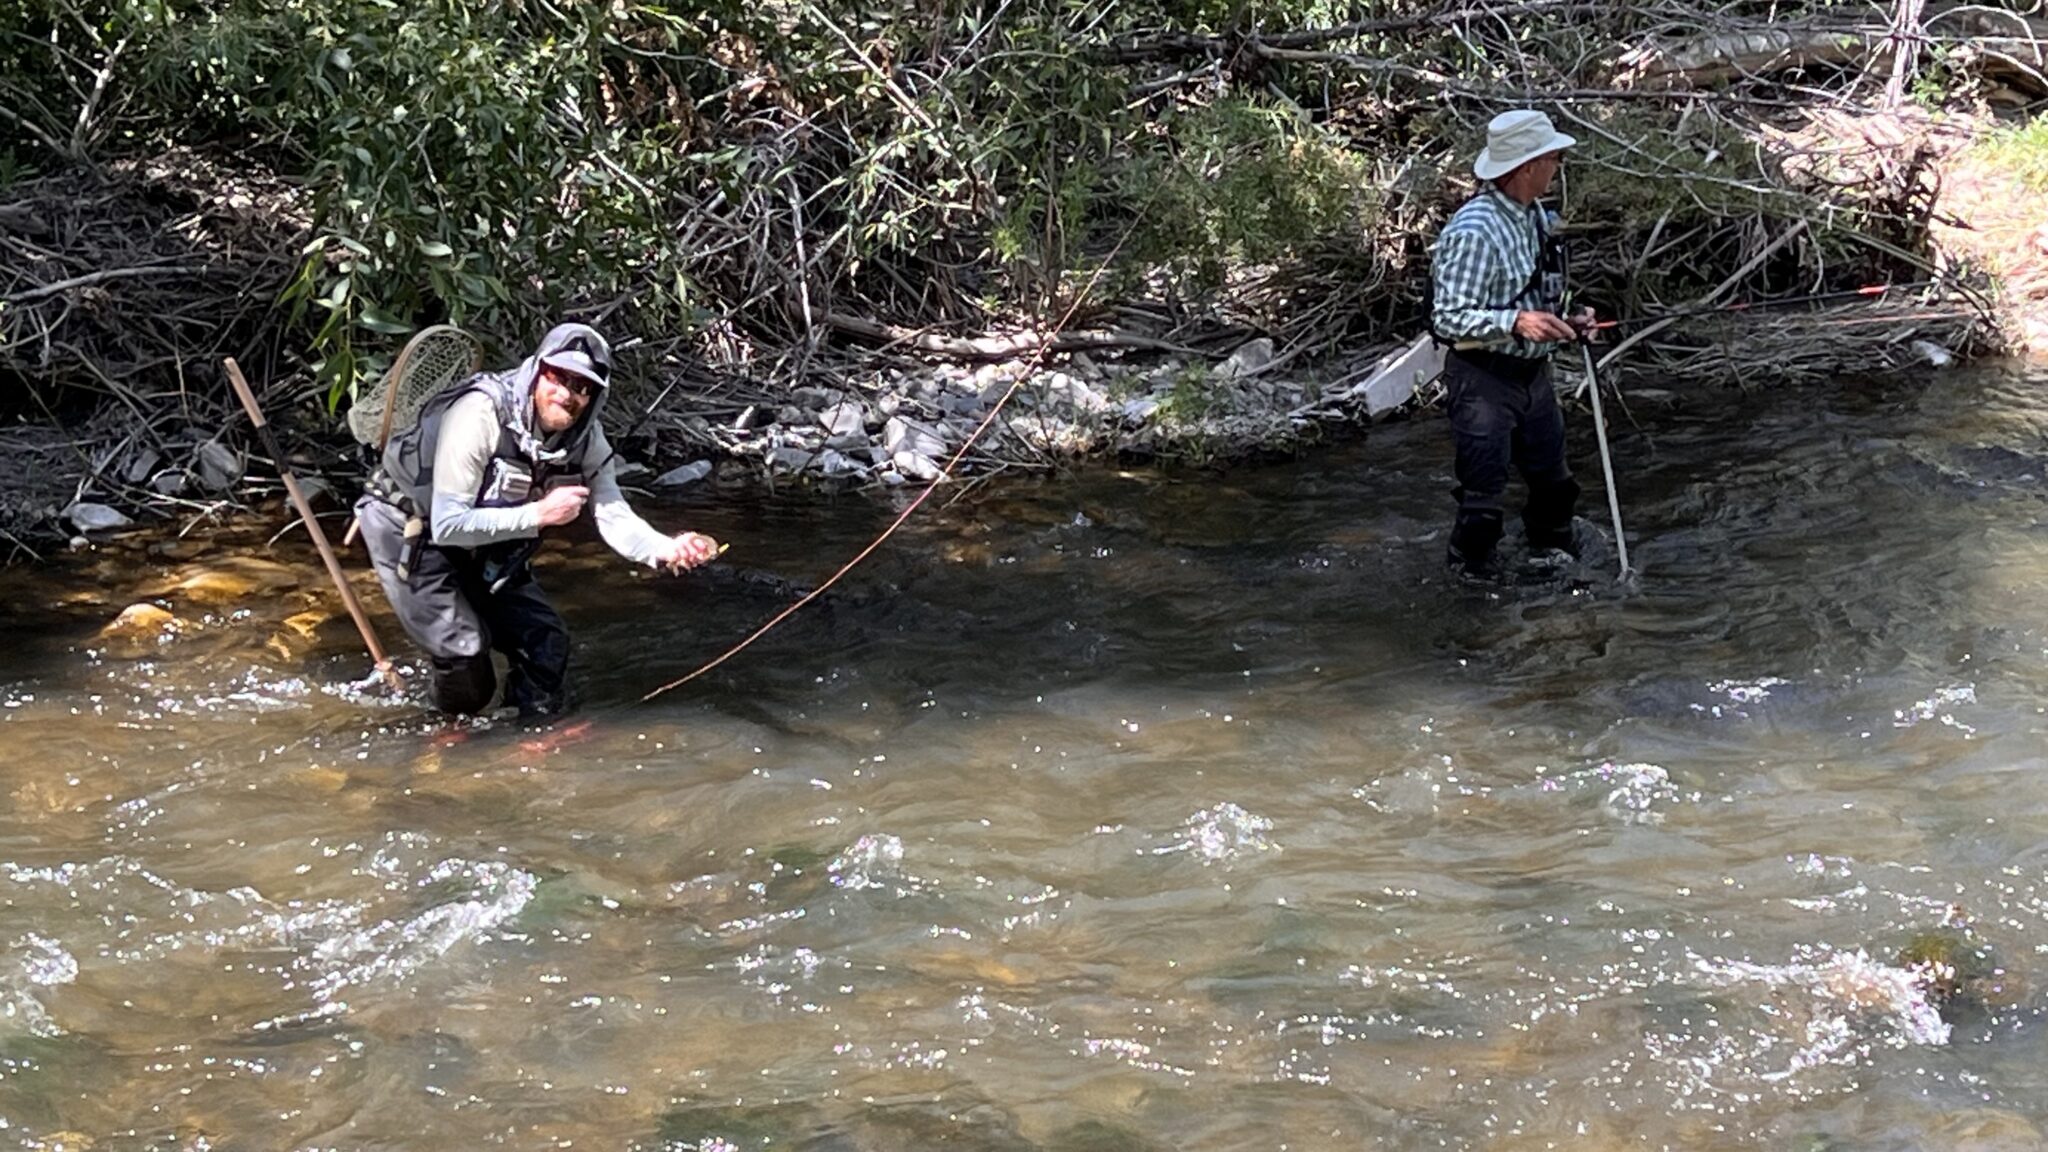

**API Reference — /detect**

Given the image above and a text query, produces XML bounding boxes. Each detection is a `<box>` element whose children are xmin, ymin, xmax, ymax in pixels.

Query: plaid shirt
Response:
<box><xmin>1431</xmin><ymin>188</ymin><xmax>1563</xmax><ymax>360</ymax></box>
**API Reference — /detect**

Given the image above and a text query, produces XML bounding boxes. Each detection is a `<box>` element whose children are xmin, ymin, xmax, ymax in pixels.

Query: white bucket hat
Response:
<box><xmin>1473</xmin><ymin>110</ymin><xmax>1576</xmax><ymax>181</ymax></box>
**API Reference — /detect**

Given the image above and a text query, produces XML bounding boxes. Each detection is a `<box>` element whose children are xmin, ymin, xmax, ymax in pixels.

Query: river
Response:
<box><xmin>2</xmin><ymin>362</ymin><xmax>2046</xmax><ymax>1151</ymax></box>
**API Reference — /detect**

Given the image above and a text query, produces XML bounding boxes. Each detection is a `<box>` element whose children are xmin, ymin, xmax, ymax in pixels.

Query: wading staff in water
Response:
<box><xmin>353</xmin><ymin>323</ymin><xmax>724</xmax><ymax>718</ymax></box>
<box><xmin>1430</xmin><ymin>110</ymin><xmax>1599</xmax><ymax>583</ymax></box>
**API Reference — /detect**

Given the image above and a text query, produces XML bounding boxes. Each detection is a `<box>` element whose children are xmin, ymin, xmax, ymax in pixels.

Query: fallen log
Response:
<box><xmin>1099</xmin><ymin>0</ymin><xmax>1610</xmax><ymax>62</ymax></box>
<box><xmin>1615</xmin><ymin>11</ymin><xmax>2048</xmax><ymax>97</ymax></box>
<box><xmin>1615</xmin><ymin>26</ymin><xmax>1890</xmax><ymax>91</ymax></box>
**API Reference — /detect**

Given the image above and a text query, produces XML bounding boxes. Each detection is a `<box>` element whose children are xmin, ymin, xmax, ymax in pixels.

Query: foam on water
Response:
<box><xmin>1894</xmin><ymin>683</ymin><xmax>1978</xmax><ymax>734</ymax></box>
<box><xmin>305</xmin><ymin>858</ymin><xmax>537</xmax><ymax>1003</ymax></box>
<box><xmin>828</xmin><ymin>833</ymin><xmax>908</xmax><ymax>891</ymax></box>
<box><xmin>1150</xmin><ymin>802</ymin><xmax>1278</xmax><ymax>864</ymax></box>
<box><xmin>1691</xmin><ymin>944</ymin><xmax>1951</xmax><ymax>1080</ymax></box>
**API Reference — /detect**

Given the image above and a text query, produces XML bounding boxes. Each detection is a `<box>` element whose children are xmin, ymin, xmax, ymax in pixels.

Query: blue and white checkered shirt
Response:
<box><xmin>1431</xmin><ymin>188</ymin><xmax>1563</xmax><ymax>360</ymax></box>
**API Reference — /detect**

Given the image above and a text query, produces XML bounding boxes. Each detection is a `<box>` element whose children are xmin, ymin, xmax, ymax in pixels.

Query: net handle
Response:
<box><xmin>374</xmin><ymin>324</ymin><xmax>482</xmax><ymax>452</ymax></box>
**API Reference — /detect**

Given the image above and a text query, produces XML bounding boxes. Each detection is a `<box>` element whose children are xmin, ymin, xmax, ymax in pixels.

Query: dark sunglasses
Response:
<box><xmin>546</xmin><ymin>366</ymin><xmax>599</xmax><ymax>398</ymax></box>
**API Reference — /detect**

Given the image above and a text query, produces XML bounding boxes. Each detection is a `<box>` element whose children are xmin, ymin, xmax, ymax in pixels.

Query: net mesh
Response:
<box><xmin>346</xmin><ymin>326</ymin><xmax>484</xmax><ymax>446</ymax></box>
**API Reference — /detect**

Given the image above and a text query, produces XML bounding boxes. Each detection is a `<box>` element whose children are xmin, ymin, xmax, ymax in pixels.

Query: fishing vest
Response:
<box><xmin>372</xmin><ymin>367</ymin><xmax>596</xmax><ymax>544</ymax></box>
<box><xmin>1426</xmin><ymin>194</ymin><xmax>1569</xmax><ymax>348</ymax></box>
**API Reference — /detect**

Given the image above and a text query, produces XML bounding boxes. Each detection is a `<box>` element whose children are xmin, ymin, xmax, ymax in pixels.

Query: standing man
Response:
<box><xmin>356</xmin><ymin>322</ymin><xmax>721</xmax><ymax>717</ymax></box>
<box><xmin>1431</xmin><ymin>109</ymin><xmax>1594</xmax><ymax>581</ymax></box>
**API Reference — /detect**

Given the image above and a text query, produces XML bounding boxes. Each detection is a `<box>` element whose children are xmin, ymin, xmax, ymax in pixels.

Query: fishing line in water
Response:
<box><xmin>635</xmin><ymin>223</ymin><xmax>1149</xmax><ymax>705</ymax></box>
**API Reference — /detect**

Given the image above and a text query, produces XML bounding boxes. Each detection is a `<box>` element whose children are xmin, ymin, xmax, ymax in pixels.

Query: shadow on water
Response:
<box><xmin>4</xmin><ymin>363</ymin><xmax>2048</xmax><ymax>1148</ymax></box>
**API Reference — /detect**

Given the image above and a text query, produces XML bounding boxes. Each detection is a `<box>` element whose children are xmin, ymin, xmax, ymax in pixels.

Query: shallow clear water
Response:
<box><xmin>4</xmin><ymin>364</ymin><xmax>2048</xmax><ymax>1150</ymax></box>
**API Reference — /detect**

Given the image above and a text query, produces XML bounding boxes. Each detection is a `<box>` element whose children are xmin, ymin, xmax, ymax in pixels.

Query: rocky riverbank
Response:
<box><xmin>624</xmin><ymin>336</ymin><xmax>1427</xmax><ymax>494</ymax></box>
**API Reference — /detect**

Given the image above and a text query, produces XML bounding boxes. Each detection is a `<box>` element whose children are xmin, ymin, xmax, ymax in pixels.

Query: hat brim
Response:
<box><xmin>1473</xmin><ymin>132</ymin><xmax>1576</xmax><ymax>181</ymax></box>
<box><xmin>539</xmin><ymin>353</ymin><xmax>607</xmax><ymax>386</ymax></box>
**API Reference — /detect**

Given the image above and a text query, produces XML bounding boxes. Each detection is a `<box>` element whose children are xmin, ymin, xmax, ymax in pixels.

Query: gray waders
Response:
<box><xmin>356</xmin><ymin>495</ymin><xmax>571</xmax><ymax>716</ymax></box>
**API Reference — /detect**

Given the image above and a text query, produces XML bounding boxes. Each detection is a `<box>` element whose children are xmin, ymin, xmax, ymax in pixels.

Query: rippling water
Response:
<box><xmin>5</xmin><ymin>364</ymin><xmax>2048</xmax><ymax>1150</ymax></box>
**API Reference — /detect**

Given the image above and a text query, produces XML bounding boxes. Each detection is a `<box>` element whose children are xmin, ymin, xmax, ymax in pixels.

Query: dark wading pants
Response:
<box><xmin>1444</xmin><ymin>349</ymin><xmax>1582</xmax><ymax>571</ymax></box>
<box><xmin>355</xmin><ymin>495</ymin><xmax>571</xmax><ymax>716</ymax></box>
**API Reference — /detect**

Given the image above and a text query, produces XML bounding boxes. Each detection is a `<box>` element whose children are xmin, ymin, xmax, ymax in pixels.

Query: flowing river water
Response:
<box><xmin>4</xmin><ymin>363</ymin><xmax>2048</xmax><ymax>1151</ymax></box>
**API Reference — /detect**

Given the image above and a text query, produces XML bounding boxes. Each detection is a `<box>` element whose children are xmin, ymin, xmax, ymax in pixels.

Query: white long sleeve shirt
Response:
<box><xmin>427</xmin><ymin>391</ymin><xmax>671</xmax><ymax>566</ymax></box>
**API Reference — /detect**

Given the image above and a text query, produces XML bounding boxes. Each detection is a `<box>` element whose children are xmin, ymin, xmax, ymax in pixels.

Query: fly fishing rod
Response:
<box><xmin>1589</xmin><ymin>279</ymin><xmax>1940</xmax><ymax>332</ymax></box>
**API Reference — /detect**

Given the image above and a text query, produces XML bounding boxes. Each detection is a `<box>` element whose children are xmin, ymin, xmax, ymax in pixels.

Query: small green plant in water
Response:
<box><xmin>1896</xmin><ymin>922</ymin><xmax>2004</xmax><ymax>1011</ymax></box>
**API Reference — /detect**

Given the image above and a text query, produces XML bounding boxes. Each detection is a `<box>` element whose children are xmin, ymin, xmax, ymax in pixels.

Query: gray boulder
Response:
<box><xmin>65</xmin><ymin>502</ymin><xmax>133</xmax><ymax>533</ymax></box>
<box><xmin>655</xmin><ymin>460</ymin><xmax>714</xmax><ymax>487</ymax></box>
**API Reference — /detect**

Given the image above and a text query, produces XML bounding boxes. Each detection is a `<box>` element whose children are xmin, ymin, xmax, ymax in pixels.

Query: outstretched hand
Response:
<box><xmin>659</xmin><ymin>531</ymin><xmax>722</xmax><ymax>573</ymax></box>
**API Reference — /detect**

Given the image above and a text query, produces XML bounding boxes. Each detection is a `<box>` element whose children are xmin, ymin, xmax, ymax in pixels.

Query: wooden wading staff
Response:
<box><xmin>223</xmin><ymin>358</ymin><xmax>403</xmax><ymax>692</ymax></box>
<box><xmin>1576</xmin><ymin>337</ymin><xmax>1632</xmax><ymax>582</ymax></box>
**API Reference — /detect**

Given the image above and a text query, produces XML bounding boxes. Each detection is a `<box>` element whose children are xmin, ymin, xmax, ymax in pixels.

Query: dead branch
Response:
<box><xmin>822</xmin><ymin>312</ymin><xmax>1199</xmax><ymax>359</ymax></box>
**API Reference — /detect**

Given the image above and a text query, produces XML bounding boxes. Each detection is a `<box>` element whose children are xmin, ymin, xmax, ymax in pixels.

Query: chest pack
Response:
<box><xmin>1426</xmin><ymin>195</ymin><xmax>1569</xmax><ymax>345</ymax></box>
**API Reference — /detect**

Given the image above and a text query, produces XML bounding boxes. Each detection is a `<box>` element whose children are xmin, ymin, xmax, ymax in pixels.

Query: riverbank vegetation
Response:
<box><xmin>0</xmin><ymin>0</ymin><xmax>2038</xmax><ymax>548</ymax></box>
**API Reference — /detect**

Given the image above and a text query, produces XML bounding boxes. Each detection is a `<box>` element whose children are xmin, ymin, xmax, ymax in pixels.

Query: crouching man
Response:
<box><xmin>356</xmin><ymin>322</ymin><xmax>719</xmax><ymax>716</ymax></box>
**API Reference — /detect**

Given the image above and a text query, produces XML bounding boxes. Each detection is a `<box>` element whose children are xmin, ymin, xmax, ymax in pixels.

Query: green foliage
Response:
<box><xmin>1124</xmin><ymin>99</ymin><xmax>1380</xmax><ymax>288</ymax></box>
<box><xmin>0</xmin><ymin>0</ymin><xmax>1957</xmax><ymax>422</ymax></box>
<box><xmin>1972</xmin><ymin>114</ymin><xmax>2048</xmax><ymax>192</ymax></box>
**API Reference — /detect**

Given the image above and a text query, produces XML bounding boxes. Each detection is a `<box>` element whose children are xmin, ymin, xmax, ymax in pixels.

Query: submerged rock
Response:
<box><xmin>100</xmin><ymin>602</ymin><xmax>177</xmax><ymax>640</ymax></box>
<box><xmin>1924</xmin><ymin>1109</ymin><xmax>2044</xmax><ymax>1152</ymax></box>
<box><xmin>266</xmin><ymin>608</ymin><xmax>344</xmax><ymax>661</ymax></box>
<box><xmin>159</xmin><ymin>556</ymin><xmax>302</xmax><ymax>605</ymax></box>
<box><xmin>1895</xmin><ymin>920</ymin><xmax>2012</xmax><ymax>1011</ymax></box>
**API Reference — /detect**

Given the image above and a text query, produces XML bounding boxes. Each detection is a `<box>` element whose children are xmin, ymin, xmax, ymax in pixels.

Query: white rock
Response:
<box><xmin>817</xmin><ymin>449</ymin><xmax>866</xmax><ymax>477</ymax></box>
<box><xmin>824</xmin><ymin>432</ymin><xmax>869</xmax><ymax>452</ymax></box>
<box><xmin>655</xmin><ymin>460</ymin><xmax>714</xmax><ymax>486</ymax></box>
<box><xmin>1068</xmin><ymin>378</ymin><xmax>1113</xmax><ymax>414</ymax></box>
<box><xmin>1121</xmin><ymin>397</ymin><xmax>1161</xmax><ymax>423</ymax></box>
<box><xmin>1911</xmin><ymin>339</ymin><xmax>1954</xmax><ymax>368</ymax></box>
<box><xmin>892</xmin><ymin>450</ymin><xmax>943</xmax><ymax>481</ymax></box>
<box><xmin>1214</xmin><ymin>337</ymin><xmax>1275</xmax><ymax>379</ymax></box>
<box><xmin>150</xmin><ymin>472</ymin><xmax>188</xmax><ymax>497</ymax></box>
<box><xmin>817</xmin><ymin>401</ymin><xmax>866</xmax><ymax>437</ymax></box>
<box><xmin>883</xmin><ymin>416</ymin><xmax>950</xmax><ymax>458</ymax></box>
<box><xmin>65</xmin><ymin>502</ymin><xmax>132</xmax><ymax>533</ymax></box>
<box><xmin>878</xmin><ymin>469</ymin><xmax>906</xmax><ymax>486</ymax></box>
